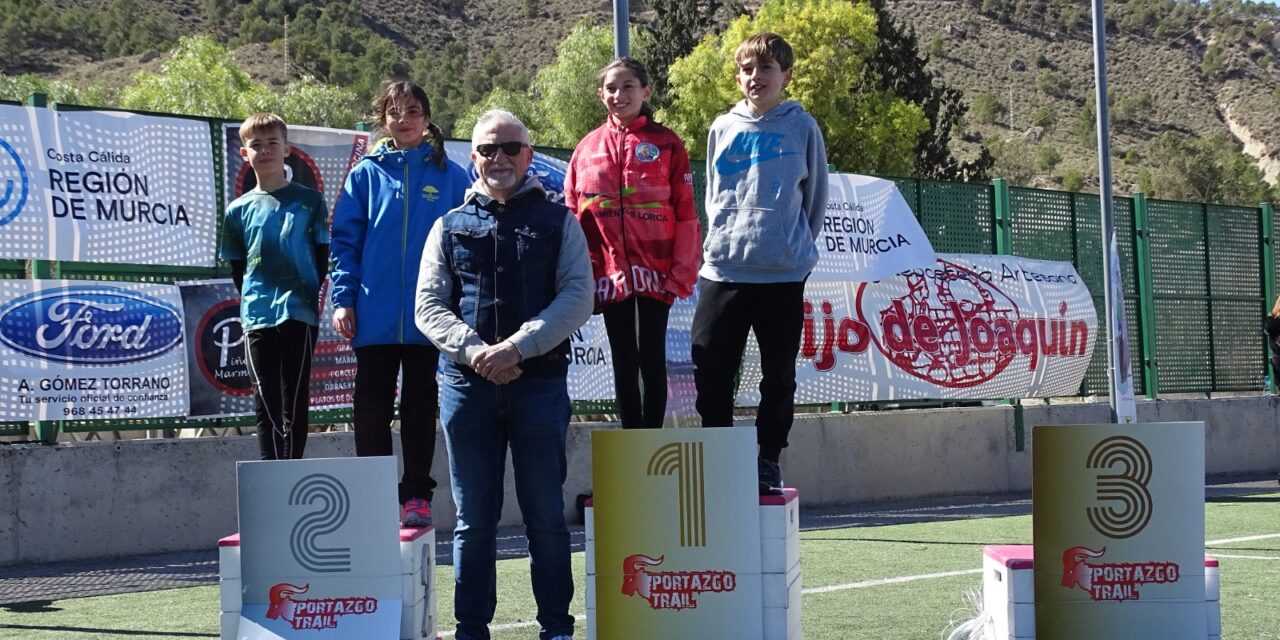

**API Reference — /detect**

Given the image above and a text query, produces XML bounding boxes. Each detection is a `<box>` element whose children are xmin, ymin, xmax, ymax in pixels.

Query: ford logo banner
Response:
<box><xmin>0</xmin><ymin>286</ymin><xmax>183</xmax><ymax>365</ymax></box>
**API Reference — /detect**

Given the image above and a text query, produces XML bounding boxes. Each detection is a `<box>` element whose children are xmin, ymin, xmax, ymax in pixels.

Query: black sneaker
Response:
<box><xmin>757</xmin><ymin>456</ymin><xmax>783</xmax><ymax>496</ymax></box>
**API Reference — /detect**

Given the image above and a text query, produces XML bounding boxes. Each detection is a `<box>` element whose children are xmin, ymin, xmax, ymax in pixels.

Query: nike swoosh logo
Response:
<box><xmin>714</xmin><ymin>149</ymin><xmax>797</xmax><ymax>176</ymax></box>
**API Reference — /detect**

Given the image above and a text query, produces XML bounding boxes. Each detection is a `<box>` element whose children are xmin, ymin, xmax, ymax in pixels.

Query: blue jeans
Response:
<box><xmin>440</xmin><ymin>368</ymin><xmax>574</xmax><ymax>640</ymax></box>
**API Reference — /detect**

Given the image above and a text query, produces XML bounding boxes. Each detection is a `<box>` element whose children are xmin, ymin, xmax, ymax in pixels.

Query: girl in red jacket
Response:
<box><xmin>565</xmin><ymin>57</ymin><xmax>702</xmax><ymax>428</ymax></box>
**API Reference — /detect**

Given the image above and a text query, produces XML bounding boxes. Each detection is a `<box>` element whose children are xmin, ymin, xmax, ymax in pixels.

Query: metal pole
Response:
<box><xmin>613</xmin><ymin>0</ymin><xmax>630</xmax><ymax>58</ymax></box>
<box><xmin>1091</xmin><ymin>0</ymin><xmax>1136</xmax><ymax>422</ymax></box>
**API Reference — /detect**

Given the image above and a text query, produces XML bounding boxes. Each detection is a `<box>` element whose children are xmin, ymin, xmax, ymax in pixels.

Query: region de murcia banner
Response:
<box><xmin>0</xmin><ymin>105</ymin><xmax>217</xmax><ymax>266</ymax></box>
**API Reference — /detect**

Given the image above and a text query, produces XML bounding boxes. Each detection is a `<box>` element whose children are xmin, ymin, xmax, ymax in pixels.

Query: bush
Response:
<box><xmin>1030</xmin><ymin>106</ymin><xmax>1057</xmax><ymax>131</ymax></box>
<box><xmin>1036</xmin><ymin>145</ymin><xmax>1062</xmax><ymax>171</ymax></box>
<box><xmin>971</xmin><ymin>92</ymin><xmax>1006</xmax><ymax>125</ymax></box>
<box><xmin>1034</xmin><ymin>70</ymin><xmax>1072</xmax><ymax>98</ymax></box>
<box><xmin>1061</xmin><ymin>169</ymin><xmax>1085</xmax><ymax>192</ymax></box>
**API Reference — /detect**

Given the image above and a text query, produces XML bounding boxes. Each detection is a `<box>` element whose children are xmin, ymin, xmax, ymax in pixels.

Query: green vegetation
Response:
<box><xmin>0</xmin><ymin>0</ymin><xmax>174</xmax><ymax>68</ymax></box>
<box><xmin>970</xmin><ymin>92</ymin><xmax>1006</xmax><ymax>124</ymax></box>
<box><xmin>1061</xmin><ymin>168</ymin><xmax>1086</xmax><ymax>191</ymax></box>
<box><xmin>663</xmin><ymin>0</ymin><xmax>929</xmax><ymax>176</ymax></box>
<box><xmin>1138</xmin><ymin>132</ymin><xmax>1272</xmax><ymax>206</ymax></box>
<box><xmin>1035</xmin><ymin>145</ymin><xmax>1062</xmax><ymax>171</ymax></box>
<box><xmin>118</xmin><ymin>36</ymin><xmax>360</xmax><ymax>128</ymax></box>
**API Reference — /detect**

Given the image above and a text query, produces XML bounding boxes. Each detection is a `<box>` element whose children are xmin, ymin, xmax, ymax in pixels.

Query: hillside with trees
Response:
<box><xmin>1</xmin><ymin>0</ymin><xmax>1276</xmax><ymax>205</ymax></box>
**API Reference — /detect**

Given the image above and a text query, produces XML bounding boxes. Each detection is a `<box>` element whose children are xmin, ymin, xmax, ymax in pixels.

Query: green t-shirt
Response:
<box><xmin>219</xmin><ymin>182</ymin><xmax>330</xmax><ymax>331</ymax></box>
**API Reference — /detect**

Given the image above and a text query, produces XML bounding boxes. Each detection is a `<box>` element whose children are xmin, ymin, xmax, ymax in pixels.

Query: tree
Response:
<box><xmin>862</xmin><ymin>0</ymin><xmax>993</xmax><ymax>181</ymax></box>
<box><xmin>989</xmin><ymin>137</ymin><xmax>1036</xmax><ymax>186</ymax></box>
<box><xmin>119</xmin><ymin>36</ymin><xmax>360</xmax><ymax>127</ymax></box>
<box><xmin>662</xmin><ymin>0</ymin><xmax>928</xmax><ymax>176</ymax></box>
<box><xmin>452</xmin><ymin>88</ymin><xmax>542</xmax><ymax>144</ymax></box>
<box><xmin>1137</xmin><ymin>132</ymin><xmax>1271</xmax><ymax>206</ymax></box>
<box><xmin>645</xmin><ymin>0</ymin><xmax>725</xmax><ymax>104</ymax></box>
<box><xmin>971</xmin><ymin>92</ymin><xmax>1005</xmax><ymax>124</ymax></box>
<box><xmin>528</xmin><ymin>20</ymin><xmax>654</xmax><ymax>148</ymax></box>
<box><xmin>121</xmin><ymin>36</ymin><xmax>271</xmax><ymax>118</ymax></box>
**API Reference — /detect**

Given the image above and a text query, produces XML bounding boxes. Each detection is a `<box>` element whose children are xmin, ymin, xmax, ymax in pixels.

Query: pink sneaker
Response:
<box><xmin>400</xmin><ymin>498</ymin><xmax>432</xmax><ymax>528</ymax></box>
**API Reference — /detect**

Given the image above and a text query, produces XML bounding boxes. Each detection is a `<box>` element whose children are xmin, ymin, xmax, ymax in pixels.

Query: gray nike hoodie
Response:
<box><xmin>701</xmin><ymin>99</ymin><xmax>829</xmax><ymax>283</ymax></box>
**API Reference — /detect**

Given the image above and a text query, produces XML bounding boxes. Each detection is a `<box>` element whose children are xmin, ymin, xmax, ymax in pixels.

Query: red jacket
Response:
<box><xmin>565</xmin><ymin>115</ymin><xmax>701</xmax><ymax>310</ymax></box>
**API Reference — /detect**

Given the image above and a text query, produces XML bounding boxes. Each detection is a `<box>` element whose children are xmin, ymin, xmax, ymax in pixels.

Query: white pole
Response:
<box><xmin>1091</xmin><ymin>0</ymin><xmax>1137</xmax><ymax>423</ymax></box>
<box><xmin>614</xmin><ymin>0</ymin><xmax>630</xmax><ymax>58</ymax></box>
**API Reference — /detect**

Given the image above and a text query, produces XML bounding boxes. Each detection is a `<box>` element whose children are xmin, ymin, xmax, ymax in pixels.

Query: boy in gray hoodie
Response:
<box><xmin>692</xmin><ymin>32</ymin><xmax>829</xmax><ymax>495</ymax></box>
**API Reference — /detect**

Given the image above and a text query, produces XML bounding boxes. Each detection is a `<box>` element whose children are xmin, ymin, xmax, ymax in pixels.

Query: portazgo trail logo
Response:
<box><xmin>0</xmin><ymin>137</ymin><xmax>30</xmax><ymax>227</ymax></box>
<box><xmin>266</xmin><ymin>582</ymin><xmax>378</xmax><ymax>630</ymax></box>
<box><xmin>0</xmin><ymin>286</ymin><xmax>182</xmax><ymax>364</ymax></box>
<box><xmin>1060</xmin><ymin>546</ymin><xmax>1180</xmax><ymax>602</ymax></box>
<box><xmin>620</xmin><ymin>554</ymin><xmax>736</xmax><ymax>610</ymax></box>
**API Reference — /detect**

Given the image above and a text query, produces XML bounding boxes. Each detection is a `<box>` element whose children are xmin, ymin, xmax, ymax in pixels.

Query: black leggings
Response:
<box><xmin>244</xmin><ymin>319</ymin><xmax>316</xmax><ymax>460</ymax></box>
<box><xmin>602</xmin><ymin>296</ymin><xmax>672</xmax><ymax>429</ymax></box>
<box><xmin>353</xmin><ymin>344</ymin><xmax>440</xmax><ymax>504</ymax></box>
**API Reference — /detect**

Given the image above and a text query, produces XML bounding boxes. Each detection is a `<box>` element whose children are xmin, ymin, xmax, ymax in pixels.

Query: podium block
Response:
<box><xmin>981</xmin><ymin>545</ymin><xmax>1220</xmax><ymax>640</ymax></box>
<box><xmin>1033</xmin><ymin>422</ymin><xmax>1209</xmax><ymax>640</ymax></box>
<box><xmin>218</xmin><ymin>527</ymin><xmax>438</xmax><ymax>640</ymax></box>
<box><xmin>585</xmin><ymin>487</ymin><xmax>802</xmax><ymax>640</ymax></box>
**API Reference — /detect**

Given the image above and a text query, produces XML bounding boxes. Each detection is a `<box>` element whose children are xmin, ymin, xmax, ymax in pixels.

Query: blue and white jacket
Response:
<box><xmin>330</xmin><ymin>137</ymin><xmax>471</xmax><ymax>347</ymax></box>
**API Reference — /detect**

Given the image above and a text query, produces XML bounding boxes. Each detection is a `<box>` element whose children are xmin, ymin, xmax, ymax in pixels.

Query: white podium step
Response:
<box><xmin>982</xmin><ymin>545</ymin><xmax>1220</xmax><ymax>640</ymax></box>
<box><xmin>218</xmin><ymin>527</ymin><xmax>438</xmax><ymax>640</ymax></box>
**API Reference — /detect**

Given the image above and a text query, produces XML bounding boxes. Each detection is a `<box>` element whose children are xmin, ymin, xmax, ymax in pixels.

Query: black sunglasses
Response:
<box><xmin>476</xmin><ymin>141</ymin><xmax>528</xmax><ymax>159</ymax></box>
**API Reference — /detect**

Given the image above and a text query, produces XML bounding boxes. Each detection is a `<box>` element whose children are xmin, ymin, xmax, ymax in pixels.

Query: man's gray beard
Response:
<box><xmin>484</xmin><ymin>173</ymin><xmax>520</xmax><ymax>191</ymax></box>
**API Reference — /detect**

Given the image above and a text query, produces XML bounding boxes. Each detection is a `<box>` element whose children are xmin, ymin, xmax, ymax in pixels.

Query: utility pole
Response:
<box><xmin>613</xmin><ymin>0</ymin><xmax>630</xmax><ymax>58</ymax></box>
<box><xmin>1091</xmin><ymin>0</ymin><xmax>1138</xmax><ymax>423</ymax></box>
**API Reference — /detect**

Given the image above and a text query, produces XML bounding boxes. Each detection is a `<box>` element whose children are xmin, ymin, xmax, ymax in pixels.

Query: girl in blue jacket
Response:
<box><xmin>330</xmin><ymin>81</ymin><xmax>470</xmax><ymax>527</ymax></box>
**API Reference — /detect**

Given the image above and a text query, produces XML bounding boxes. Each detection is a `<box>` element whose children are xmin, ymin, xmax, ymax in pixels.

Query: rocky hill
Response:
<box><xmin>5</xmin><ymin>0</ymin><xmax>1278</xmax><ymax>194</ymax></box>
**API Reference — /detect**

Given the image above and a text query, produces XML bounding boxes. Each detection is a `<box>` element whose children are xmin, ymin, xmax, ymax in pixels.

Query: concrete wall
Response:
<box><xmin>3</xmin><ymin>397</ymin><xmax>1276</xmax><ymax>566</ymax></box>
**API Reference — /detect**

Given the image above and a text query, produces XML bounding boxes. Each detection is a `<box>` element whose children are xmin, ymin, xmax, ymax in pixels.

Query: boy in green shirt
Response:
<box><xmin>219</xmin><ymin>113</ymin><xmax>330</xmax><ymax>460</ymax></box>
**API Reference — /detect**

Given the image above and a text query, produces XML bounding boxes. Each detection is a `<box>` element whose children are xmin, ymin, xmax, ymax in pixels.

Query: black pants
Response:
<box><xmin>691</xmin><ymin>278</ymin><xmax>805</xmax><ymax>459</ymax></box>
<box><xmin>354</xmin><ymin>343</ymin><xmax>439</xmax><ymax>504</ymax></box>
<box><xmin>602</xmin><ymin>296</ymin><xmax>672</xmax><ymax>429</ymax></box>
<box><xmin>244</xmin><ymin>319</ymin><xmax>316</xmax><ymax>460</ymax></box>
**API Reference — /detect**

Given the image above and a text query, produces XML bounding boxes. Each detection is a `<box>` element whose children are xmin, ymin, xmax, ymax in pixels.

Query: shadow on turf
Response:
<box><xmin>1</xmin><ymin>600</ymin><xmax>59</xmax><ymax>612</ymax></box>
<box><xmin>0</xmin><ymin>623</ymin><xmax>216</xmax><ymax>637</ymax></box>
<box><xmin>1206</xmin><ymin>495</ymin><xmax>1280</xmax><ymax>503</ymax></box>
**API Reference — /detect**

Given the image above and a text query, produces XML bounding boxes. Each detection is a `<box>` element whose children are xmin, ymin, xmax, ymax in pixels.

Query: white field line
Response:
<box><xmin>1211</xmin><ymin>553</ymin><xmax>1280</xmax><ymax>560</ymax></box>
<box><xmin>433</xmin><ymin>533</ymin><xmax>1280</xmax><ymax>635</ymax></box>
<box><xmin>802</xmin><ymin>568</ymin><xmax>984</xmax><ymax>594</ymax></box>
<box><xmin>1207</xmin><ymin>532</ymin><xmax>1280</xmax><ymax>545</ymax></box>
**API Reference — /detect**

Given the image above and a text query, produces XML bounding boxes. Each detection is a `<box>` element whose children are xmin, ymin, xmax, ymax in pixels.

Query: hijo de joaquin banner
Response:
<box><xmin>737</xmin><ymin>254</ymin><xmax>1097</xmax><ymax>404</ymax></box>
<box><xmin>0</xmin><ymin>105</ymin><xmax>217</xmax><ymax>266</ymax></box>
<box><xmin>0</xmin><ymin>279</ymin><xmax>189</xmax><ymax>420</ymax></box>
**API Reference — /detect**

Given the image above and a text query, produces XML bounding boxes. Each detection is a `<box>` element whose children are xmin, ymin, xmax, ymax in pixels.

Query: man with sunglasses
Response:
<box><xmin>415</xmin><ymin>109</ymin><xmax>593</xmax><ymax>640</ymax></box>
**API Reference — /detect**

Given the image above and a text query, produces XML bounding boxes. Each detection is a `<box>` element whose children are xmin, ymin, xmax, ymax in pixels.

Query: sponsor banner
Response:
<box><xmin>1033</xmin><ymin>423</ymin><xmax>1207</xmax><ymax>639</ymax></box>
<box><xmin>0</xmin><ymin>105</ymin><xmax>217</xmax><ymax>265</ymax></box>
<box><xmin>223</xmin><ymin>124</ymin><xmax>369</xmax><ymax>226</ymax></box>
<box><xmin>736</xmin><ymin>254</ymin><xmax>1097</xmax><ymax>404</ymax></box>
<box><xmin>567</xmin><ymin>294</ymin><xmax>697</xmax><ymax>415</ymax></box>
<box><xmin>236</xmin><ymin>457</ymin><xmax>402</xmax><ymax>639</ymax></box>
<box><xmin>178</xmin><ymin>280</ymin><xmax>355</xmax><ymax>419</ymax></box>
<box><xmin>0</xmin><ymin>279</ymin><xmax>188</xmax><ymax>420</ymax></box>
<box><xmin>592</xmin><ymin>428</ymin><xmax>763</xmax><ymax>639</ymax></box>
<box><xmin>814</xmin><ymin>173</ymin><xmax>936</xmax><ymax>282</ymax></box>
<box><xmin>179</xmin><ymin>279</ymin><xmax>253</xmax><ymax>419</ymax></box>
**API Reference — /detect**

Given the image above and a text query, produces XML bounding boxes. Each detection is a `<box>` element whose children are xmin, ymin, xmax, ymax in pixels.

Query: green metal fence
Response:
<box><xmin>4</xmin><ymin>95</ymin><xmax>1275</xmax><ymax>440</ymax></box>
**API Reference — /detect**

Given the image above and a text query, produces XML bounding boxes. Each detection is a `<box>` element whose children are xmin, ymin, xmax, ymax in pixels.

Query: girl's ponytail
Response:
<box><xmin>427</xmin><ymin>121</ymin><xmax>447</xmax><ymax>169</ymax></box>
